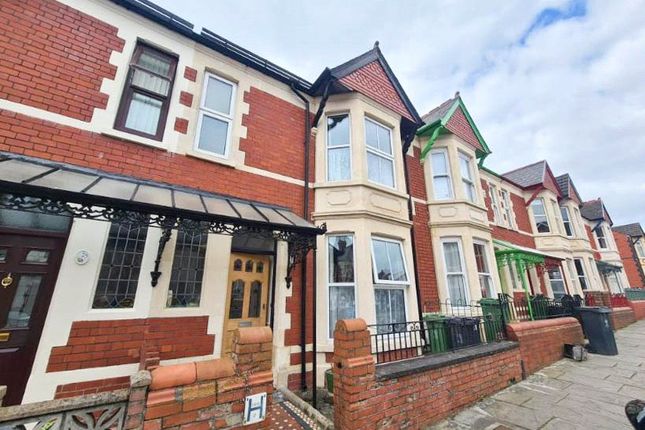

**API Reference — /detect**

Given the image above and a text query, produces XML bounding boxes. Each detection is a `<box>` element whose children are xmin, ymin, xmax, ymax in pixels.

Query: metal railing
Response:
<box><xmin>368</xmin><ymin>300</ymin><xmax>507</xmax><ymax>364</ymax></box>
<box><xmin>624</xmin><ymin>288</ymin><xmax>645</xmax><ymax>301</ymax></box>
<box><xmin>499</xmin><ymin>294</ymin><xmax>583</xmax><ymax>322</ymax></box>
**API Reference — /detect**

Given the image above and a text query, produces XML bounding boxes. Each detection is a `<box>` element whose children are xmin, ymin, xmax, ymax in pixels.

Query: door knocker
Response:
<box><xmin>1</xmin><ymin>273</ymin><xmax>13</xmax><ymax>288</ymax></box>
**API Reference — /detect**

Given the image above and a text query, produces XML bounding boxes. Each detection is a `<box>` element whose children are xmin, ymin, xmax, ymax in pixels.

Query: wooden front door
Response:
<box><xmin>0</xmin><ymin>233</ymin><xmax>66</xmax><ymax>405</ymax></box>
<box><xmin>222</xmin><ymin>253</ymin><xmax>271</xmax><ymax>354</ymax></box>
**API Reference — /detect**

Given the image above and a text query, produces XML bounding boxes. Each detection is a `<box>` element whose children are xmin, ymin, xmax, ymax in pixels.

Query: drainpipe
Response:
<box><xmin>402</xmin><ymin>131</ymin><xmax>424</xmax><ymax>318</ymax></box>
<box><xmin>289</xmin><ymin>84</ymin><xmax>311</xmax><ymax>396</ymax></box>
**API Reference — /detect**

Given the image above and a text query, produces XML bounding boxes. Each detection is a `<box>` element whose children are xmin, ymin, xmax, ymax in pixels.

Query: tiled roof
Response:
<box><xmin>502</xmin><ymin>161</ymin><xmax>547</xmax><ymax>188</ymax></box>
<box><xmin>581</xmin><ymin>199</ymin><xmax>604</xmax><ymax>221</ymax></box>
<box><xmin>555</xmin><ymin>174</ymin><xmax>570</xmax><ymax>198</ymax></box>
<box><xmin>421</xmin><ymin>96</ymin><xmax>457</xmax><ymax>125</ymax></box>
<box><xmin>613</xmin><ymin>223</ymin><xmax>644</xmax><ymax>237</ymax></box>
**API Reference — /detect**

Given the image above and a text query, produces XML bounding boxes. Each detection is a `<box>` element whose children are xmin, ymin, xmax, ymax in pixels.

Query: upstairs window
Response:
<box><xmin>573</xmin><ymin>207</ymin><xmax>583</xmax><ymax>235</ymax></box>
<box><xmin>560</xmin><ymin>206</ymin><xmax>575</xmax><ymax>237</ymax></box>
<box><xmin>458</xmin><ymin>153</ymin><xmax>476</xmax><ymax>202</ymax></box>
<box><xmin>551</xmin><ymin>200</ymin><xmax>563</xmax><ymax>234</ymax></box>
<box><xmin>195</xmin><ymin>73</ymin><xmax>236</xmax><ymax>157</ymax></box>
<box><xmin>635</xmin><ymin>240</ymin><xmax>645</xmax><ymax>258</ymax></box>
<box><xmin>430</xmin><ymin>149</ymin><xmax>453</xmax><ymax>200</ymax></box>
<box><xmin>365</xmin><ymin>118</ymin><xmax>394</xmax><ymax>188</ymax></box>
<box><xmin>488</xmin><ymin>183</ymin><xmax>500</xmax><ymax>222</ymax></box>
<box><xmin>327</xmin><ymin>114</ymin><xmax>351</xmax><ymax>181</ymax></box>
<box><xmin>530</xmin><ymin>198</ymin><xmax>550</xmax><ymax>233</ymax></box>
<box><xmin>500</xmin><ymin>189</ymin><xmax>515</xmax><ymax>229</ymax></box>
<box><xmin>116</xmin><ymin>43</ymin><xmax>177</xmax><ymax>140</ymax></box>
<box><xmin>595</xmin><ymin>225</ymin><xmax>608</xmax><ymax>249</ymax></box>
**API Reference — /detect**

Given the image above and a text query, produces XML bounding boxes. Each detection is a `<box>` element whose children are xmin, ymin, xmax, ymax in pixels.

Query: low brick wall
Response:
<box><xmin>610</xmin><ymin>307</ymin><xmax>636</xmax><ymax>330</ymax></box>
<box><xmin>332</xmin><ymin>319</ymin><xmax>522</xmax><ymax>429</ymax></box>
<box><xmin>585</xmin><ymin>291</ymin><xmax>611</xmax><ymax>307</ymax></box>
<box><xmin>506</xmin><ymin>317</ymin><xmax>584</xmax><ymax>376</ymax></box>
<box><xmin>54</xmin><ymin>376</ymin><xmax>130</xmax><ymax>399</ymax></box>
<box><xmin>629</xmin><ymin>300</ymin><xmax>645</xmax><ymax>320</ymax></box>
<box><xmin>128</xmin><ymin>326</ymin><xmax>274</xmax><ymax>430</ymax></box>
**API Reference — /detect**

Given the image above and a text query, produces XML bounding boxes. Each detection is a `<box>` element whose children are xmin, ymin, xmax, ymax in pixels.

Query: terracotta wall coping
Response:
<box><xmin>235</xmin><ymin>326</ymin><xmax>273</xmax><ymax>345</ymax></box>
<box><xmin>335</xmin><ymin>319</ymin><xmax>367</xmax><ymax>333</ymax></box>
<box><xmin>507</xmin><ymin>317</ymin><xmax>580</xmax><ymax>336</ymax></box>
<box><xmin>150</xmin><ymin>357</ymin><xmax>236</xmax><ymax>391</ymax></box>
<box><xmin>612</xmin><ymin>307</ymin><xmax>634</xmax><ymax>312</ymax></box>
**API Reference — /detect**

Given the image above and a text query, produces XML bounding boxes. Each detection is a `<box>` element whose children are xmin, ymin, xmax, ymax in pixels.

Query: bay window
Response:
<box><xmin>326</xmin><ymin>114</ymin><xmax>351</xmax><ymax>181</ymax></box>
<box><xmin>560</xmin><ymin>206</ymin><xmax>575</xmax><ymax>237</ymax></box>
<box><xmin>328</xmin><ymin>235</ymin><xmax>356</xmax><ymax>337</ymax></box>
<box><xmin>365</xmin><ymin>118</ymin><xmax>394</xmax><ymax>188</ymax></box>
<box><xmin>474</xmin><ymin>242</ymin><xmax>494</xmax><ymax>298</ymax></box>
<box><xmin>551</xmin><ymin>200</ymin><xmax>563</xmax><ymax>234</ymax></box>
<box><xmin>430</xmin><ymin>149</ymin><xmax>453</xmax><ymax>200</ymax></box>
<box><xmin>500</xmin><ymin>189</ymin><xmax>515</xmax><ymax>229</ymax></box>
<box><xmin>441</xmin><ymin>239</ymin><xmax>469</xmax><ymax>305</ymax></box>
<box><xmin>488</xmin><ymin>183</ymin><xmax>500</xmax><ymax>222</ymax></box>
<box><xmin>195</xmin><ymin>73</ymin><xmax>236</xmax><ymax>157</ymax></box>
<box><xmin>371</xmin><ymin>237</ymin><xmax>408</xmax><ymax>326</ymax></box>
<box><xmin>530</xmin><ymin>198</ymin><xmax>550</xmax><ymax>233</ymax></box>
<box><xmin>115</xmin><ymin>43</ymin><xmax>178</xmax><ymax>140</ymax></box>
<box><xmin>635</xmin><ymin>240</ymin><xmax>645</xmax><ymax>258</ymax></box>
<box><xmin>458</xmin><ymin>153</ymin><xmax>476</xmax><ymax>202</ymax></box>
<box><xmin>595</xmin><ymin>225</ymin><xmax>608</xmax><ymax>249</ymax></box>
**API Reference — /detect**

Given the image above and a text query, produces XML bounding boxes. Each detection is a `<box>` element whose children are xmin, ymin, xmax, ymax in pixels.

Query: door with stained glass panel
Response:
<box><xmin>0</xmin><ymin>233</ymin><xmax>67</xmax><ymax>405</ymax></box>
<box><xmin>222</xmin><ymin>253</ymin><xmax>271</xmax><ymax>354</ymax></box>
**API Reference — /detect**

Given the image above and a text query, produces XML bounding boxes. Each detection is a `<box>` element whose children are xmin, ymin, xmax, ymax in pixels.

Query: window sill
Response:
<box><xmin>101</xmin><ymin>130</ymin><xmax>167</xmax><ymax>151</ymax></box>
<box><xmin>428</xmin><ymin>199</ymin><xmax>488</xmax><ymax>212</ymax></box>
<box><xmin>185</xmin><ymin>149</ymin><xmax>237</xmax><ymax>168</ymax></box>
<box><xmin>314</xmin><ymin>180</ymin><xmax>409</xmax><ymax>200</ymax></box>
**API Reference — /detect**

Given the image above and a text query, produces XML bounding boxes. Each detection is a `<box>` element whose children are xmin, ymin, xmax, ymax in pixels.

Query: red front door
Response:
<box><xmin>0</xmin><ymin>232</ymin><xmax>67</xmax><ymax>405</ymax></box>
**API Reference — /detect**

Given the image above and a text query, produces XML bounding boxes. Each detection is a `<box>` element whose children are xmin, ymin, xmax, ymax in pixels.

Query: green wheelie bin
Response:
<box><xmin>422</xmin><ymin>313</ymin><xmax>450</xmax><ymax>353</ymax></box>
<box><xmin>480</xmin><ymin>298</ymin><xmax>506</xmax><ymax>342</ymax></box>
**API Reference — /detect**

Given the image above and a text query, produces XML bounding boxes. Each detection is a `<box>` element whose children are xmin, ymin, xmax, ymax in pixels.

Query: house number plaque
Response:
<box><xmin>1</xmin><ymin>273</ymin><xmax>12</xmax><ymax>288</ymax></box>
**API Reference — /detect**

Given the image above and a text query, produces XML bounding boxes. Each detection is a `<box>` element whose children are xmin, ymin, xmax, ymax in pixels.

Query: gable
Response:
<box><xmin>339</xmin><ymin>60</ymin><xmax>415</xmax><ymax>121</ymax></box>
<box><xmin>445</xmin><ymin>106</ymin><xmax>483</xmax><ymax>152</ymax></box>
<box><xmin>543</xmin><ymin>170</ymin><xmax>561</xmax><ymax>197</ymax></box>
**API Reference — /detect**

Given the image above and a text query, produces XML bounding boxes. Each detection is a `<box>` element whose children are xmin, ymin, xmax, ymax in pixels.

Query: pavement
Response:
<box><xmin>428</xmin><ymin>319</ymin><xmax>645</xmax><ymax>430</ymax></box>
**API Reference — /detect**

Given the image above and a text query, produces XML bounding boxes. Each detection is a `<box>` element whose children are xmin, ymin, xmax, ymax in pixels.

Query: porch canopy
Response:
<box><xmin>0</xmin><ymin>153</ymin><xmax>325</xmax><ymax>286</ymax></box>
<box><xmin>596</xmin><ymin>260</ymin><xmax>622</xmax><ymax>275</ymax></box>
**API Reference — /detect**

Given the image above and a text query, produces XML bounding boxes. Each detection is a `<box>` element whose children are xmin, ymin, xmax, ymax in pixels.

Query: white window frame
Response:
<box><xmin>573</xmin><ymin>207</ymin><xmax>583</xmax><ymax>237</ymax></box>
<box><xmin>488</xmin><ymin>183</ymin><xmax>500</xmax><ymax>223</ymax></box>
<box><xmin>635</xmin><ymin>239</ymin><xmax>645</xmax><ymax>258</ymax></box>
<box><xmin>560</xmin><ymin>206</ymin><xmax>575</xmax><ymax>237</ymax></box>
<box><xmin>326</xmin><ymin>113</ymin><xmax>352</xmax><ymax>182</ymax></box>
<box><xmin>440</xmin><ymin>237</ymin><xmax>470</xmax><ymax>305</ymax></box>
<box><xmin>364</xmin><ymin>117</ymin><xmax>395</xmax><ymax>189</ymax></box>
<box><xmin>327</xmin><ymin>234</ymin><xmax>357</xmax><ymax>338</ymax></box>
<box><xmin>430</xmin><ymin>148</ymin><xmax>453</xmax><ymax>200</ymax></box>
<box><xmin>500</xmin><ymin>189</ymin><xmax>515</xmax><ymax>229</ymax></box>
<box><xmin>595</xmin><ymin>225</ymin><xmax>608</xmax><ymax>249</ymax></box>
<box><xmin>574</xmin><ymin>258</ymin><xmax>588</xmax><ymax>290</ymax></box>
<box><xmin>551</xmin><ymin>200</ymin><xmax>563</xmax><ymax>234</ymax></box>
<box><xmin>458</xmin><ymin>152</ymin><xmax>476</xmax><ymax>202</ymax></box>
<box><xmin>473</xmin><ymin>240</ymin><xmax>496</xmax><ymax>298</ymax></box>
<box><xmin>370</xmin><ymin>237</ymin><xmax>410</xmax><ymax>286</ymax></box>
<box><xmin>547</xmin><ymin>266</ymin><xmax>566</xmax><ymax>298</ymax></box>
<box><xmin>530</xmin><ymin>198</ymin><xmax>551</xmax><ymax>233</ymax></box>
<box><xmin>193</xmin><ymin>72</ymin><xmax>237</xmax><ymax>159</ymax></box>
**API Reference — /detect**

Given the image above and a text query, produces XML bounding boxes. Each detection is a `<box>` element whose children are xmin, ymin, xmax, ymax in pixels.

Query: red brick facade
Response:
<box><xmin>481</xmin><ymin>180</ymin><xmax>537</xmax><ymax>248</ymax></box>
<box><xmin>610</xmin><ymin>307</ymin><xmax>636</xmax><ymax>330</ymax></box>
<box><xmin>630</xmin><ymin>301</ymin><xmax>645</xmax><ymax>320</ymax></box>
<box><xmin>0</xmin><ymin>0</ymin><xmax>124</xmax><ymax>122</ymax></box>
<box><xmin>506</xmin><ymin>317</ymin><xmax>584</xmax><ymax>376</ymax></box>
<box><xmin>54</xmin><ymin>376</ymin><xmax>130</xmax><ymax>399</ymax></box>
<box><xmin>46</xmin><ymin>317</ymin><xmax>215</xmax><ymax>372</ymax></box>
<box><xmin>613</xmin><ymin>230</ymin><xmax>645</xmax><ymax>288</ymax></box>
<box><xmin>445</xmin><ymin>106</ymin><xmax>483</xmax><ymax>152</ymax></box>
<box><xmin>339</xmin><ymin>60</ymin><xmax>414</xmax><ymax>121</ymax></box>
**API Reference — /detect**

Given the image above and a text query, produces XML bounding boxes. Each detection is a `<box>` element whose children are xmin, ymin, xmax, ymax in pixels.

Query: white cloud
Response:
<box><xmin>153</xmin><ymin>0</ymin><xmax>644</xmax><ymax>225</ymax></box>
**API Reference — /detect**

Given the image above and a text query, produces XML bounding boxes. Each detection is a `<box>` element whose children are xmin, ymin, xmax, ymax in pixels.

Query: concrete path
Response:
<box><xmin>428</xmin><ymin>319</ymin><xmax>645</xmax><ymax>430</ymax></box>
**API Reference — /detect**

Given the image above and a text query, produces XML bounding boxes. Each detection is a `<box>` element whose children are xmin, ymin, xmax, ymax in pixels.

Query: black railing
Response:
<box><xmin>499</xmin><ymin>293</ymin><xmax>583</xmax><ymax>322</ymax></box>
<box><xmin>368</xmin><ymin>300</ymin><xmax>507</xmax><ymax>364</ymax></box>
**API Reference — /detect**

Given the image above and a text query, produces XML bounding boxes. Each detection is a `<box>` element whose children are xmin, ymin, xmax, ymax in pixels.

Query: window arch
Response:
<box><xmin>233</xmin><ymin>259</ymin><xmax>242</xmax><ymax>271</ymax></box>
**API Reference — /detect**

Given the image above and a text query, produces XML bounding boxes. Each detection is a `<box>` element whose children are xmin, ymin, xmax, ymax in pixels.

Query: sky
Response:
<box><xmin>153</xmin><ymin>0</ymin><xmax>645</xmax><ymax>226</ymax></box>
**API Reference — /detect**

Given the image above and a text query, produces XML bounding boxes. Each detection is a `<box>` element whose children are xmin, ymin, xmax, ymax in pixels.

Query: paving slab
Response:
<box><xmin>427</xmin><ymin>319</ymin><xmax>645</xmax><ymax>430</ymax></box>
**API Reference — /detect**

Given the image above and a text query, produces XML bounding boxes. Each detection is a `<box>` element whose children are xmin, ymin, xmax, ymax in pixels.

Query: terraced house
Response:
<box><xmin>0</xmin><ymin>0</ymin><xmax>643</xmax><ymax>417</ymax></box>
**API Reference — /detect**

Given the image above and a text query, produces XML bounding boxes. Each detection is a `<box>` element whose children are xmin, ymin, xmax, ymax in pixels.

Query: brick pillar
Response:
<box><xmin>332</xmin><ymin>319</ymin><xmax>375</xmax><ymax>430</ymax></box>
<box><xmin>125</xmin><ymin>370</ymin><xmax>151</xmax><ymax>430</ymax></box>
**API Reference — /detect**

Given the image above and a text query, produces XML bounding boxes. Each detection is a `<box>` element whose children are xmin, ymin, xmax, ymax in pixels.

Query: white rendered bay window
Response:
<box><xmin>326</xmin><ymin>114</ymin><xmax>351</xmax><ymax>181</ymax></box>
<box><xmin>430</xmin><ymin>149</ymin><xmax>453</xmax><ymax>200</ymax></box>
<box><xmin>488</xmin><ymin>183</ymin><xmax>500</xmax><ymax>222</ymax></box>
<box><xmin>530</xmin><ymin>198</ymin><xmax>550</xmax><ymax>233</ymax></box>
<box><xmin>500</xmin><ymin>189</ymin><xmax>515</xmax><ymax>229</ymax></box>
<box><xmin>365</xmin><ymin>118</ymin><xmax>395</xmax><ymax>188</ymax></box>
<box><xmin>328</xmin><ymin>235</ymin><xmax>356</xmax><ymax>337</ymax></box>
<box><xmin>441</xmin><ymin>238</ymin><xmax>469</xmax><ymax>305</ymax></box>
<box><xmin>474</xmin><ymin>241</ymin><xmax>494</xmax><ymax>298</ymax></box>
<box><xmin>371</xmin><ymin>238</ymin><xmax>408</xmax><ymax>327</ymax></box>
<box><xmin>560</xmin><ymin>206</ymin><xmax>575</xmax><ymax>237</ymax></box>
<box><xmin>458</xmin><ymin>152</ymin><xmax>476</xmax><ymax>202</ymax></box>
<box><xmin>195</xmin><ymin>73</ymin><xmax>236</xmax><ymax>157</ymax></box>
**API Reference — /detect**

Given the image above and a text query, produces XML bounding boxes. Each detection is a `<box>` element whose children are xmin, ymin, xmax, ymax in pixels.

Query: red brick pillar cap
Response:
<box><xmin>196</xmin><ymin>357</ymin><xmax>235</xmax><ymax>382</ymax></box>
<box><xmin>150</xmin><ymin>362</ymin><xmax>196</xmax><ymax>390</ymax></box>
<box><xmin>234</xmin><ymin>326</ymin><xmax>272</xmax><ymax>345</ymax></box>
<box><xmin>335</xmin><ymin>318</ymin><xmax>367</xmax><ymax>333</ymax></box>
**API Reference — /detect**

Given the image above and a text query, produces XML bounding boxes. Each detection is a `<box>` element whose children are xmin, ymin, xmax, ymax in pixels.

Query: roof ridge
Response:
<box><xmin>501</xmin><ymin>159</ymin><xmax>546</xmax><ymax>176</ymax></box>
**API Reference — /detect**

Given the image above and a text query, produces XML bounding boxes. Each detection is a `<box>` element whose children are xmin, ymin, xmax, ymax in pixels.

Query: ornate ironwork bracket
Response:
<box><xmin>150</xmin><ymin>227</ymin><xmax>172</xmax><ymax>287</ymax></box>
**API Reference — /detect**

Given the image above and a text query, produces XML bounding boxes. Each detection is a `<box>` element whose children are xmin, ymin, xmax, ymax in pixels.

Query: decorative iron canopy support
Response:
<box><xmin>150</xmin><ymin>227</ymin><xmax>172</xmax><ymax>287</ymax></box>
<box><xmin>0</xmin><ymin>193</ymin><xmax>325</xmax><ymax>289</ymax></box>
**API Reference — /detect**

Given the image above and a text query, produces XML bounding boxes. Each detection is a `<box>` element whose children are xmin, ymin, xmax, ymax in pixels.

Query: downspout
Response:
<box><xmin>402</xmin><ymin>131</ymin><xmax>424</xmax><ymax>318</ymax></box>
<box><xmin>289</xmin><ymin>84</ymin><xmax>310</xmax><ymax>393</ymax></box>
